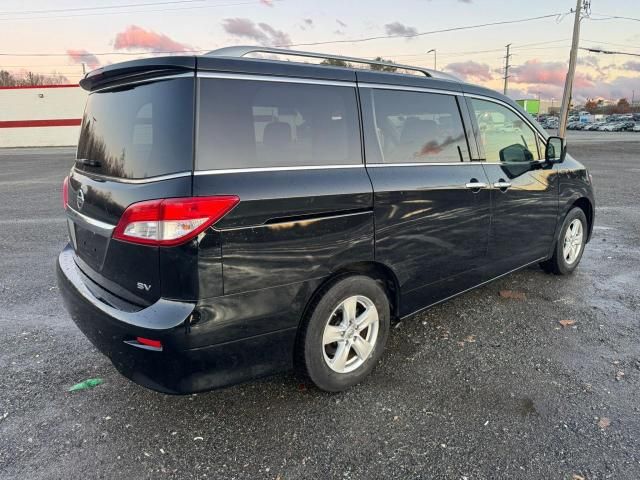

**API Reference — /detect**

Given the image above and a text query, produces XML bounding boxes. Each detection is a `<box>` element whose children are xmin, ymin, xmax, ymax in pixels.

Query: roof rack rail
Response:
<box><xmin>205</xmin><ymin>46</ymin><xmax>458</xmax><ymax>81</ymax></box>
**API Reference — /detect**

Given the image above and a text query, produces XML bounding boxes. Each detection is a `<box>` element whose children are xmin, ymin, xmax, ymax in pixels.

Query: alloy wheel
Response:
<box><xmin>322</xmin><ymin>295</ymin><xmax>379</xmax><ymax>374</ymax></box>
<box><xmin>563</xmin><ymin>218</ymin><xmax>584</xmax><ymax>265</ymax></box>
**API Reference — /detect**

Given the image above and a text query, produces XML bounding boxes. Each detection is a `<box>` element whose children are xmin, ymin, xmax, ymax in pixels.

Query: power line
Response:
<box><xmin>0</xmin><ymin>0</ymin><xmax>206</xmax><ymax>16</ymax></box>
<box><xmin>590</xmin><ymin>13</ymin><xmax>640</xmax><ymax>23</ymax></box>
<box><xmin>383</xmin><ymin>39</ymin><xmax>571</xmax><ymax>60</ymax></box>
<box><xmin>0</xmin><ymin>0</ymin><xmax>271</xmax><ymax>22</ymax></box>
<box><xmin>282</xmin><ymin>13</ymin><xmax>567</xmax><ymax>48</ymax></box>
<box><xmin>0</xmin><ymin>49</ymin><xmax>211</xmax><ymax>57</ymax></box>
<box><xmin>0</xmin><ymin>12</ymin><xmax>570</xmax><ymax>59</ymax></box>
<box><xmin>583</xmin><ymin>39</ymin><xmax>640</xmax><ymax>50</ymax></box>
<box><xmin>580</xmin><ymin>47</ymin><xmax>640</xmax><ymax>58</ymax></box>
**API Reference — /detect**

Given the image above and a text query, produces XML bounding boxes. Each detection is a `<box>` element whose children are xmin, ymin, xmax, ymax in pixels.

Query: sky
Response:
<box><xmin>1</xmin><ymin>0</ymin><xmax>639</xmax><ymax>103</ymax></box>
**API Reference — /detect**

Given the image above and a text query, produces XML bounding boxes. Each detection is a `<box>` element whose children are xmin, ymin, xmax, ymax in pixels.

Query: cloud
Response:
<box><xmin>507</xmin><ymin>72</ymin><xmax>640</xmax><ymax>103</ymax></box>
<box><xmin>304</xmin><ymin>18</ymin><xmax>313</xmax><ymax>26</ymax></box>
<box><xmin>384</xmin><ymin>22</ymin><xmax>418</xmax><ymax>38</ymax></box>
<box><xmin>222</xmin><ymin>18</ymin><xmax>291</xmax><ymax>46</ymax></box>
<box><xmin>510</xmin><ymin>59</ymin><xmax>595</xmax><ymax>89</ymax></box>
<box><xmin>258</xmin><ymin>22</ymin><xmax>291</xmax><ymax>46</ymax></box>
<box><xmin>511</xmin><ymin>60</ymin><xmax>566</xmax><ymax>85</ymax></box>
<box><xmin>573</xmin><ymin>75</ymin><xmax>640</xmax><ymax>103</ymax></box>
<box><xmin>67</xmin><ymin>49</ymin><xmax>100</xmax><ymax>69</ymax></box>
<box><xmin>113</xmin><ymin>25</ymin><xmax>190</xmax><ymax>52</ymax></box>
<box><xmin>622</xmin><ymin>61</ymin><xmax>640</xmax><ymax>72</ymax></box>
<box><xmin>577</xmin><ymin>55</ymin><xmax>609</xmax><ymax>77</ymax></box>
<box><xmin>445</xmin><ymin>61</ymin><xmax>493</xmax><ymax>81</ymax></box>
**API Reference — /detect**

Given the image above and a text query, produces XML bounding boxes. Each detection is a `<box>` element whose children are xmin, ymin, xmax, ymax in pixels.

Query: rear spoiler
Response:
<box><xmin>80</xmin><ymin>56</ymin><xmax>197</xmax><ymax>92</ymax></box>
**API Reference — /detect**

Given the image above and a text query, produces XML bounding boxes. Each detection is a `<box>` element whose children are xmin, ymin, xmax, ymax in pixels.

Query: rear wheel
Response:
<box><xmin>296</xmin><ymin>276</ymin><xmax>390</xmax><ymax>392</ymax></box>
<box><xmin>540</xmin><ymin>207</ymin><xmax>588</xmax><ymax>275</ymax></box>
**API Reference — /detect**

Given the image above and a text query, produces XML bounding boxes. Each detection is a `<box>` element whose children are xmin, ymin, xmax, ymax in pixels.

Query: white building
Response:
<box><xmin>0</xmin><ymin>84</ymin><xmax>87</xmax><ymax>148</ymax></box>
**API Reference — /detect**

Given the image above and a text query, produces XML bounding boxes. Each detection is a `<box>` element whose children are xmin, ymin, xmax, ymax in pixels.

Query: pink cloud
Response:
<box><xmin>113</xmin><ymin>25</ymin><xmax>190</xmax><ymax>52</ymax></box>
<box><xmin>511</xmin><ymin>60</ymin><xmax>566</xmax><ymax>85</ymax></box>
<box><xmin>511</xmin><ymin>59</ymin><xmax>595</xmax><ymax>89</ymax></box>
<box><xmin>444</xmin><ymin>61</ymin><xmax>493</xmax><ymax>81</ymax></box>
<box><xmin>67</xmin><ymin>49</ymin><xmax>100</xmax><ymax>69</ymax></box>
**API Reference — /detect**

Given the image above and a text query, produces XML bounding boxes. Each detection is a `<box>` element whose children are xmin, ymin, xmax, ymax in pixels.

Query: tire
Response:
<box><xmin>540</xmin><ymin>207</ymin><xmax>588</xmax><ymax>275</ymax></box>
<box><xmin>296</xmin><ymin>275</ymin><xmax>390</xmax><ymax>392</ymax></box>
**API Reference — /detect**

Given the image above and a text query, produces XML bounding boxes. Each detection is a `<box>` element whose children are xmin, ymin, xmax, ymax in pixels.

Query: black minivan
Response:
<box><xmin>57</xmin><ymin>46</ymin><xmax>595</xmax><ymax>393</ymax></box>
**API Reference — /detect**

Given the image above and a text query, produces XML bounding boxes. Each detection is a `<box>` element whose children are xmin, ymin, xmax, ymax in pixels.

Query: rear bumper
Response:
<box><xmin>57</xmin><ymin>245</ymin><xmax>296</xmax><ymax>394</ymax></box>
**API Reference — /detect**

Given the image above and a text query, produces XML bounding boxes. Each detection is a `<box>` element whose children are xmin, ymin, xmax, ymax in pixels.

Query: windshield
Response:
<box><xmin>76</xmin><ymin>77</ymin><xmax>194</xmax><ymax>179</ymax></box>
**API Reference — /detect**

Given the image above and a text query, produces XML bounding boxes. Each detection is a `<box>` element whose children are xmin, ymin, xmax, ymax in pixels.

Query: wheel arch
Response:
<box><xmin>299</xmin><ymin>261</ymin><xmax>401</xmax><ymax>329</ymax></box>
<box><xmin>571</xmin><ymin>197</ymin><xmax>594</xmax><ymax>242</ymax></box>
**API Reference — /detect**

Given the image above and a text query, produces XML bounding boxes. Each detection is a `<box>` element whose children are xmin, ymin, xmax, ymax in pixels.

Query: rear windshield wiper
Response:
<box><xmin>76</xmin><ymin>158</ymin><xmax>102</xmax><ymax>168</ymax></box>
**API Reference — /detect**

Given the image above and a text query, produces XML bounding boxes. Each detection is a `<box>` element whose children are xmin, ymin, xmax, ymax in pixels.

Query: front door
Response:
<box><xmin>360</xmin><ymin>86</ymin><xmax>492</xmax><ymax>315</ymax></box>
<box><xmin>466</xmin><ymin>97</ymin><xmax>559</xmax><ymax>272</ymax></box>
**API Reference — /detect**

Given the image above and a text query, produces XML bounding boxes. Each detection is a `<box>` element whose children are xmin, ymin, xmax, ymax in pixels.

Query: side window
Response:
<box><xmin>469</xmin><ymin>98</ymin><xmax>541</xmax><ymax>162</ymax></box>
<box><xmin>363</xmin><ymin>88</ymin><xmax>470</xmax><ymax>164</ymax></box>
<box><xmin>196</xmin><ymin>79</ymin><xmax>361</xmax><ymax>170</ymax></box>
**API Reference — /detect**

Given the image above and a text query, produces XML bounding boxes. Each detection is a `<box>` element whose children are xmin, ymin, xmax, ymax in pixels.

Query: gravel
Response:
<box><xmin>1</xmin><ymin>132</ymin><xmax>639</xmax><ymax>479</ymax></box>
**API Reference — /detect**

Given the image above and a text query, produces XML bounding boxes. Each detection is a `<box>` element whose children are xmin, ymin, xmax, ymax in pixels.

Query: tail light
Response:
<box><xmin>62</xmin><ymin>176</ymin><xmax>69</xmax><ymax>210</ymax></box>
<box><xmin>112</xmin><ymin>196</ymin><xmax>239</xmax><ymax>246</ymax></box>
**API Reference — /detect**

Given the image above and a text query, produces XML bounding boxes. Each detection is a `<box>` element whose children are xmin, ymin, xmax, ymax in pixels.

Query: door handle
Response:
<box><xmin>465</xmin><ymin>180</ymin><xmax>487</xmax><ymax>191</ymax></box>
<box><xmin>493</xmin><ymin>181</ymin><xmax>512</xmax><ymax>190</ymax></box>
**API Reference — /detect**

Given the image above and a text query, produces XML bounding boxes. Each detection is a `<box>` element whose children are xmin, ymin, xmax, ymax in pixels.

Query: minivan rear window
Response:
<box><xmin>76</xmin><ymin>77</ymin><xmax>194</xmax><ymax>179</ymax></box>
<box><xmin>196</xmin><ymin>78</ymin><xmax>361</xmax><ymax>171</ymax></box>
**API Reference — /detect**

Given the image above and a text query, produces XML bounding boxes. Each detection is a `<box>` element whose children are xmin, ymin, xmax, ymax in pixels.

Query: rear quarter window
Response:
<box><xmin>361</xmin><ymin>88</ymin><xmax>470</xmax><ymax>164</ymax></box>
<box><xmin>196</xmin><ymin>78</ymin><xmax>362</xmax><ymax>171</ymax></box>
<box><xmin>76</xmin><ymin>77</ymin><xmax>194</xmax><ymax>179</ymax></box>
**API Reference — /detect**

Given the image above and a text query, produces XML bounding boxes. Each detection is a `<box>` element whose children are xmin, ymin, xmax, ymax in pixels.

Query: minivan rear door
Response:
<box><xmin>358</xmin><ymin>80</ymin><xmax>492</xmax><ymax>315</ymax></box>
<box><xmin>67</xmin><ymin>75</ymin><xmax>195</xmax><ymax>306</ymax></box>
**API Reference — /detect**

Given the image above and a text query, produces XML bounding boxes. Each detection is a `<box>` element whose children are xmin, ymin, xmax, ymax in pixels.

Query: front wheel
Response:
<box><xmin>296</xmin><ymin>276</ymin><xmax>390</xmax><ymax>392</ymax></box>
<box><xmin>540</xmin><ymin>207</ymin><xmax>588</xmax><ymax>275</ymax></box>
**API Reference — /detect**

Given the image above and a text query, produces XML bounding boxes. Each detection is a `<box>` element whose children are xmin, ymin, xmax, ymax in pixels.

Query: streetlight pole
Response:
<box><xmin>427</xmin><ymin>49</ymin><xmax>436</xmax><ymax>70</ymax></box>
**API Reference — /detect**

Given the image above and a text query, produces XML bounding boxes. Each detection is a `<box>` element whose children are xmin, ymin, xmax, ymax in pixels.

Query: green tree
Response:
<box><xmin>369</xmin><ymin>57</ymin><xmax>397</xmax><ymax>72</ymax></box>
<box><xmin>320</xmin><ymin>58</ymin><xmax>352</xmax><ymax>68</ymax></box>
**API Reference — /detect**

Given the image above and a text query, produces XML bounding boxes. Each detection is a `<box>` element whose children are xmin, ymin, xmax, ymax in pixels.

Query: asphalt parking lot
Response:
<box><xmin>1</xmin><ymin>131</ymin><xmax>639</xmax><ymax>479</ymax></box>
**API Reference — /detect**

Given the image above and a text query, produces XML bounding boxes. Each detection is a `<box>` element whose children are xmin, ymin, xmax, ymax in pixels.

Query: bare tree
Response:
<box><xmin>0</xmin><ymin>70</ymin><xmax>70</xmax><ymax>87</ymax></box>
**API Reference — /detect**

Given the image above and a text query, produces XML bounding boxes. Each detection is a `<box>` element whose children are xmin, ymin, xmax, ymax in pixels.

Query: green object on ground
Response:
<box><xmin>68</xmin><ymin>378</ymin><xmax>104</xmax><ymax>392</ymax></box>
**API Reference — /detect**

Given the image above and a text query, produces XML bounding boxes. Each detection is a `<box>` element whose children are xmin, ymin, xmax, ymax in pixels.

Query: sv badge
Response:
<box><xmin>136</xmin><ymin>282</ymin><xmax>151</xmax><ymax>292</ymax></box>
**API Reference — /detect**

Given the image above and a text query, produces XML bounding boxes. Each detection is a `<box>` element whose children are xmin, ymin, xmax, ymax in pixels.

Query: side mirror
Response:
<box><xmin>545</xmin><ymin>136</ymin><xmax>566</xmax><ymax>163</ymax></box>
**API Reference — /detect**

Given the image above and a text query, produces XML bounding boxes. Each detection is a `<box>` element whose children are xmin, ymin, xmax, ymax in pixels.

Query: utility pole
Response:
<box><xmin>558</xmin><ymin>0</ymin><xmax>584</xmax><ymax>137</ymax></box>
<box><xmin>82</xmin><ymin>62</ymin><xmax>86</xmax><ymax>75</ymax></box>
<box><xmin>503</xmin><ymin>44</ymin><xmax>512</xmax><ymax>95</ymax></box>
